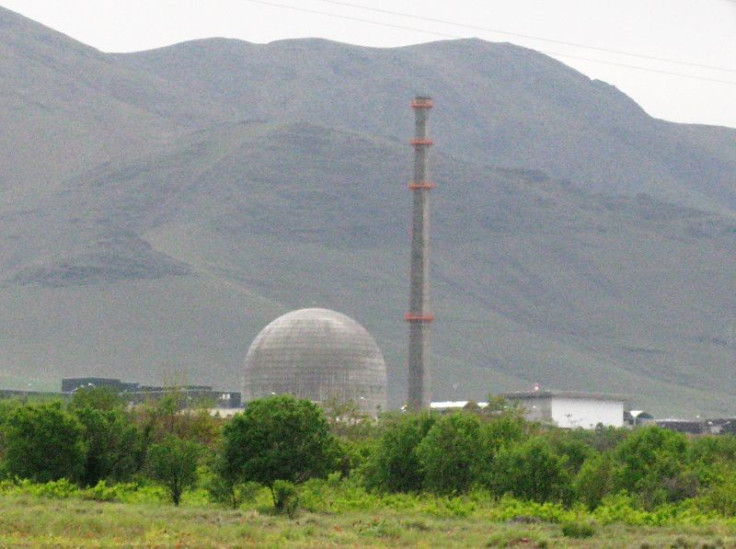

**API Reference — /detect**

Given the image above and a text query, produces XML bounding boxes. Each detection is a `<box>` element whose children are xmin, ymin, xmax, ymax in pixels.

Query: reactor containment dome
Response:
<box><xmin>243</xmin><ymin>308</ymin><xmax>387</xmax><ymax>415</ymax></box>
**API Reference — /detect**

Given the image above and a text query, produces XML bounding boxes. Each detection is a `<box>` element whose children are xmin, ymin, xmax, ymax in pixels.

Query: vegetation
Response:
<box><xmin>1</xmin><ymin>401</ymin><xmax>86</xmax><ymax>483</ymax></box>
<box><xmin>147</xmin><ymin>435</ymin><xmax>202</xmax><ymax>505</ymax></box>
<box><xmin>2</xmin><ymin>389</ymin><xmax>736</xmax><ymax>545</ymax></box>
<box><xmin>491</xmin><ymin>435</ymin><xmax>572</xmax><ymax>504</ymax></box>
<box><xmin>221</xmin><ymin>394</ymin><xmax>337</xmax><ymax>507</ymax></box>
<box><xmin>416</xmin><ymin>412</ymin><xmax>485</xmax><ymax>495</ymax></box>
<box><xmin>363</xmin><ymin>412</ymin><xmax>435</xmax><ymax>493</ymax></box>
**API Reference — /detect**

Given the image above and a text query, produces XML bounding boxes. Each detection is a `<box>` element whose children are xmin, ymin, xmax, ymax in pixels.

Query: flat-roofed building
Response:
<box><xmin>500</xmin><ymin>390</ymin><xmax>626</xmax><ymax>429</ymax></box>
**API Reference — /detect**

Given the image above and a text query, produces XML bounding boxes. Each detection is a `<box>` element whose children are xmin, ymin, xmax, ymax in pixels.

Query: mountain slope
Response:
<box><xmin>116</xmin><ymin>37</ymin><xmax>736</xmax><ymax>213</ymax></box>
<box><xmin>2</xmin><ymin>120</ymin><xmax>734</xmax><ymax>415</ymax></box>
<box><xmin>0</xmin><ymin>6</ymin><xmax>237</xmax><ymax>193</ymax></box>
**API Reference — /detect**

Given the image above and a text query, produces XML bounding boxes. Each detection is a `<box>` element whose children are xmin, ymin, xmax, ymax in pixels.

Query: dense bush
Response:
<box><xmin>695</xmin><ymin>466</ymin><xmax>736</xmax><ymax>516</ymax></box>
<box><xmin>74</xmin><ymin>406</ymin><xmax>142</xmax><ymax>486</ymax></box>
<box><xmin>272</xmin><ymin>479</ymin><xmax>300</xmax><ymax>517</ymax></box>
<box><xmin>491</xmin><ymin>436</ymin><xmax>572</xmax><ymax>504</ymax></box>
<box><xmin>416</xmin><ymin>412</ymin><xmax>485</xmax><ymax>495</ymax></box>
<box><xmin>221</xmin><ymin>394</ymin><xmax>339</xmax><ymax>507</ymax></box>
<box><xmin>69</xmin><ymin>385</ymin><xmax>125</xmax><ymax>412</ymax></box>
<box><xmin>2</xmin><ymin>402</ymin><xmax>86</xmax><ymax>483</ymax></box>
<box><xmin>573</xmin><ymin>451</ymin><xmax>618</xmax><ymax>509</ymax></box>
<box><xmin>362</xmin><ymin>412</ymin><xmax>436</xmax><ymax>493</ymax></box>
<box><xmin>480</xmin><ymin>404</ymin><xmax>529</xmax><ymax>457</ymax></box>
<box><xmin>613</xmin><ymin>426</ymin><xmax>691</xmax><ymax>508</ymax></box>
<box><xmin>561</xmin><ymin>520</ymin><xmax>596</xmax><ymax>538</ymax></box>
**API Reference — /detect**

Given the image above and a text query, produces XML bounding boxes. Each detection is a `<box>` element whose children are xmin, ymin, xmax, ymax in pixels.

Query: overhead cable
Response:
<box><xmin>243</xmin><ymin>0</ymin><xmax>736</xmax><ymax>85</ymax></box>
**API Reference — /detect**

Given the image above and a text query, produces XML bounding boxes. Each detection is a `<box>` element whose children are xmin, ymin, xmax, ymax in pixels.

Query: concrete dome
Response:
<box><xmin>243</xmin><ymin>308</ymin><xmax>387</xmax><ymax>415</ymax></box>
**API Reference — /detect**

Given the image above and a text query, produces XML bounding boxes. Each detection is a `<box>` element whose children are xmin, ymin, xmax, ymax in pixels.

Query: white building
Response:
<box><xmin>500</xmin><ymin>390</ymin><xmax>626</xmax><ymax>429</ymax></box>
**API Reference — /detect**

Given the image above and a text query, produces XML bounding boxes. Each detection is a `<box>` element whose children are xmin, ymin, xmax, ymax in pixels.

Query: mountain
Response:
<box><xmin>0</xmin><ymin>7</ymin><xmax>236</xmax><ymax>194</ymax></box>
<box><xmin>116</xmin><ymin>37</ymin><xmax>736</xmax><ymax>213</ymax></box>
<box><xmin>0</xmin><ymin>7</ymin><xmax>734</xmax><ymax>416</ymax></box>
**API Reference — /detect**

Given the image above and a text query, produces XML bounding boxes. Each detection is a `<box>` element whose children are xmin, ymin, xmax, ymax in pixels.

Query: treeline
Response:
<box><xmin>1</xmin><ymin>389</ymin><xmax>735</xmax><ymax>518</ymax></box>
<box><xmin>364</xmin><ymin>403</ymin><xmax>736</xmax><ymax>515</ymax></box>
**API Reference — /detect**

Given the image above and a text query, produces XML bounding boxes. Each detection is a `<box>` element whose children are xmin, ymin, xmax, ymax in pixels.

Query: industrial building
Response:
<box><xmin>500</xmin><ymin>390</ymin><xmax>627</xmax><ymax>429</ymax></box>
<box><xmin>61</xmin><ymin>377</ymin><xmax>241</xmax><ymax>408</ymax></box>
<box><xmin>242</xmin><ymin>308</ymin><xmax>387</xmax><ymax>416</ymax></box>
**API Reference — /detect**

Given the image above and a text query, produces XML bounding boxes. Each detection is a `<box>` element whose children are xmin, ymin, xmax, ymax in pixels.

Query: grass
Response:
<box><xmin>0</xmin><ymin>488</ymin><xmax>735</xmax><ymax>547</ymax></box>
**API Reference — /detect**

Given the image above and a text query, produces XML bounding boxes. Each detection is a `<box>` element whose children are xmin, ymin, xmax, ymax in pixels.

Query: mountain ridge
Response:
<box><xmin>114</xmin><ymin>36</ymin><xmax>736</xmax><ymax>213</ymax></box>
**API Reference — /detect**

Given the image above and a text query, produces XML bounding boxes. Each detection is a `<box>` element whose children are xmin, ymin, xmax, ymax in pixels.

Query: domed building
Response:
<box><xmin>243</xmin><ymin>308</ymin><xmax>387</xmax><ymax>415</ymax></box>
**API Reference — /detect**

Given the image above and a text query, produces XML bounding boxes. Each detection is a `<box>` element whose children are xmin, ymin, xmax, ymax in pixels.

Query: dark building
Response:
<box><xmin>61</xmin><ymin>377</ymin><xmax>139</xmax><ymax>393</ymax></box>
<box><xmin>61</xmin><ymin>377</ymin><xmax>241</xmax><ymax>408</ymax></box>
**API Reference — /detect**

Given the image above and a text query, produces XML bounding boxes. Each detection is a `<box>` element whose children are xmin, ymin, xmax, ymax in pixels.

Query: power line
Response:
<box><xmin>243</xmin><ymin>0</ymin><xmax>736</xmax><ymax>85</ymax></box>
<box><xmin>318</xmin><ymin>0</ymin><xmax>736</xmax><ymax>75</ymax></box>
<box><xmin>537</xmin><ymin>51</ymin><xmax>736</xmax><ymax>86</ymax></box>
<box><xmin>244</xmin><ymin>0</ymin><xmax>458</xmax><ymax>39</ymax></box>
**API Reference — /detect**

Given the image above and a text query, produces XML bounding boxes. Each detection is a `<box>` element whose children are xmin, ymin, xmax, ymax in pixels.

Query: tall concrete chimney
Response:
<box><xmin>406</xmin><ymin>96</ymin><xmax>435</xmax><ymax>411</ymax></box>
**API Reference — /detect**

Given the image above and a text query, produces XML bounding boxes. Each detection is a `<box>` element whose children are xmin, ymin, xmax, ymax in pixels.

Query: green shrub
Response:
<box><xmin>491</xmin><ymin>436</ymin><xmax>572</xmax><ymax>504</ymax></box>
<box><xmin>561</xmin><ymin>520</ymin><xmax>596</xmax><ymax>538</ymax></box>
<box><xmin>3</xmin><ymin>402</ymin><xmax>86</xmax><ymax>483</ymax></box>
<box><xmin>74</xmin><ymin>406</ymin><xmax>142</xmax><ymax>486</ymax></box>
<box><xmin>27</xmin><ymin>478</ymin><xmax>79</xmax><ymax>499</ymax></box>
<box><xmin>613</xmin><ymin>426</ymin><xmax>690</xmax><ymax>508</ymax></box>
<box><xmin>593</xmin><ymin>493</ymin><xmax>648</xmax><ymax>525</ymax></box>
<box><xmin>80</xmin><ymin>480</ymin><xmax>142</xmax><ymax>502</ymax></box>
<box><xmin>206</xmin><ymin>474</ymin><xmax>262</xmax><ymax>509</ymax></box>
<box><xmin>272</xmin><ymin>479</ymin><xmax>299</xmax><ymax>517</ymax></box>
<box><xmin>363</xmin><ymin>412</ymin><xmax>435</xmax><ymax>493</ymax></box>
<box><xmin>696</xmin><ymin>467</ymin><xmax>736</xmax><ymax>517</ymax></box>
<box><xmin>574</xmin><ymin>451</ymin><xmax>618</xmax><ymax>509</ymax></box>
<box><xmin>490</xmin><ymin>494</ymin><xmax>572</xmax><ymax>524</ymax></box>
<box><xmin>416</xmin><ymin>412</ymin><xmax>485</xmax><ymax>495</ymax></box>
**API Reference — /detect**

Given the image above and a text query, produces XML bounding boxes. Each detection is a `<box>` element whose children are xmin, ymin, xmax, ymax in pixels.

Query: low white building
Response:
<box><xmin>500</xmin><ymin>390</ymin><xmax>626</xmax><ymax>429</ymax></box>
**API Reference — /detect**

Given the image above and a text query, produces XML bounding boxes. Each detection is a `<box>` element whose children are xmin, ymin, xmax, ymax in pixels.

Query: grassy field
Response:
<box><xmin>1</xmin><ymin>493</ymin><xmax>735</xmax><ymax>548</ymax></box>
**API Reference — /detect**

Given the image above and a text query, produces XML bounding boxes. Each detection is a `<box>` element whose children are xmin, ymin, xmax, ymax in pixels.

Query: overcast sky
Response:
<box><xmin>3</xmin><ymin>0</ymin><xmax>735</xmax><ymax>129</ymax></box>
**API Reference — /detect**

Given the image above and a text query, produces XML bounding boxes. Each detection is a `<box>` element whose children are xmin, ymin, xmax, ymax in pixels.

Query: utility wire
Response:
<box><xmin>244</xmin><ymin>0</ymin><xmax>458</xmax><ymax>39</ymax></box>
<box><xmin>318</xmin><ymin>0</ymin><xmax>736</xmax><ymax>75</ymax></box>
<box><xmin>243</xmin><ymin>0</ymin><xmax>736</xmax><ymax>85</ymax></box>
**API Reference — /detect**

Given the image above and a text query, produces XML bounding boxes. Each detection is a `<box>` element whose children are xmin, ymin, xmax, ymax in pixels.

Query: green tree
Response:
<box><xmin>69</xmin><ymin>385</ymin><xmax>125</xmax><ymax>412</ymax></box>
<box><xmin>363</xmin><ymin>412</ymin><xmax>435</xmax><ymax>493</ymax></box>
<box><xmin>612</xmin><ymin>425</ymin><xmax>691</xmax><ymax>507</ymax></box>
<box><xmin>221</xmin><ymin>395</ymin><xmax>338</xmax><ymax>506</ymax></box>
<box><xmin>491</xmin><ymin>436</ymin><xmax>572</xmax><ymax>503</ymax></box>
<box><xmin>135</xmin><ymin>391</ymin><xmax>221</xmax><ymax>443</ymax></box>
<box><xmin>689</xmin><ymin>434</ymin><xmax>736</xmax><ymax>463</ymax></box>
<box><xmin>323</xmin><ymin>397</ymin><xmax>378</xmax><ymax>441</ymax></box>
<box><xmin>481</xmin><ymin>408</ymin><xmax>528</xmax><ymax>458</ymax></box>
<box><xmin>585</xmin><ymin>424</ymin><xmax>629</xmax><ymax>453</ymax></box>
<box><xmin>546</xmin><ymin>429</ymin><xmax>596</xmax><ymax>477</ymax></box>
<box><xmin>697</xmin><ymin>465</ymin><xmax>736</xmax><ymax>516</ymax></box>
<box><xmin>207</xmin><ymin>452</ymin><xmax>251</xmax><ymax>509</ymax></box>
<box><xmin>133</xmin><ymin>391</ymin><xmax>222</xmax><ymax>477</ymax></box>
<box><xmin>0</xmin><ymin>399</ymin><xmax>22</xmax><ymax>459</ymax></box>
<box><xmin>148</xmin><ymin>435</ymin><xmax>201</xmax><ymax>505</ymax></box>
<box><xmin>574</xmin><ymin>451</ymin><xmax>619</xmax><ymax>509</ymax></box>
<box><xmin>3</xmin><ymin>402</ymin><xmax>86</xmax><ymax>483</ymax></box>
<box><xmin>74</xmin><ymin>407</ymin><xmax>141</xmax><ymax>486</ymax></box>
<box><xmin>416</xmin><ymin>412</ymin><xmax>485</xmax><ymax>495</ymax></box>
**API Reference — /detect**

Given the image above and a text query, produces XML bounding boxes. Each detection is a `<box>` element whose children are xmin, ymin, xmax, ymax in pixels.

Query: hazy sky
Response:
<box><xmin>3</xmin><ymin>0</ymin><xmax>736</xmax><ymax>128</ymax></box>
